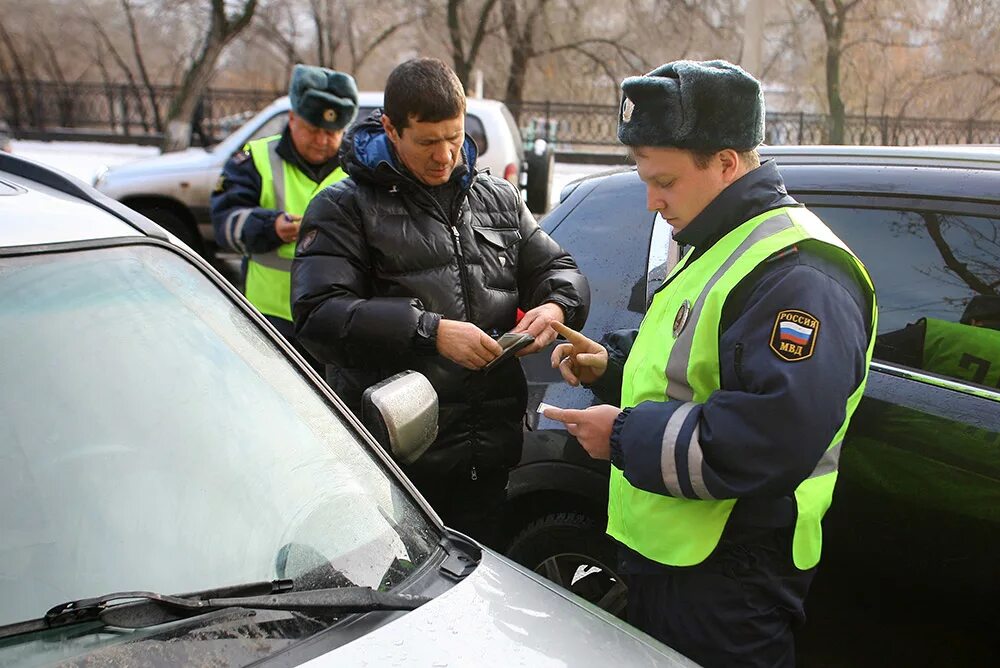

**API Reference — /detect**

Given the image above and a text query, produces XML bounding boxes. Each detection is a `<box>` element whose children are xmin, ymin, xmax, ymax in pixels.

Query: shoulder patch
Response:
<box><xmin>770</xmin><ymin>309</ymin><xmax>820</xmax><ymax>362</ymax></box>
<box><xmin>231</xmin><ymin>150</ymin><xmax>251</xmax><ymax>165</ymax></box>
<box><xmin>213</xmin><ymin>174</ymin><xmax>226</xmax><ymax>193</ymax></box>
<box><xmin>297</xmin><ymin>228</ymin><xmax>318</xmax><ymax>253</ymax></box>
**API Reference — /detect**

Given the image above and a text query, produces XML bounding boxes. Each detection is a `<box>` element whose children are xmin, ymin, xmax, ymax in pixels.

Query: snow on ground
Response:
<box><xmin>10</xmin><ymin>139</ymin><xmax>613</xmax><ymax>208</ymax></box>
<box><xmin>10</xmin><ymin>140</ymin><xmax>160</xmax><ymax>184</ymax></box>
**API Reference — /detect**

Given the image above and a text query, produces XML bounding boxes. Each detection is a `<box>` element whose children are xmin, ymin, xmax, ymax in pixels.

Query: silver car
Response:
<box><xmin>92</xmin><ymin>93</ymin><xmax>529</xmax><ymax>258</ymax></box>
<box><xmin>0</xmin><ymin>153</ymin><xmax>694</xmax><ymax>666</ymax></box>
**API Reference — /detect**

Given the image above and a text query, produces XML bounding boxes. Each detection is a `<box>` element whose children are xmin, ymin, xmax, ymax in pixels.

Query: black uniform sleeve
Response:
<box><xmin>513</xmin><ymin>196</ymin><xmax>590</xmax><ymax>330</ymax></box>
<box><xmin>587</xmin><ymin>328</ymin><xmax>639</xmax><ymax>406</ymax></box>
<box><xmin>209</xmin><ymin>149</ymin><xmax>283</xmax><ymax>254</ymax></box>
<box><xmin>874</xmin><ymin>320</ymin><xmax>925</xmax><ymax>369</ymax></box>
<box><xmin>291</xmin><ymin>183</ymin><xmax>429</xmax><ymax>366</ymax></box>
<box><xmin>612</xmin><ymin>248</ymin><xmax>872</xmax><ymax>501</ymax></box>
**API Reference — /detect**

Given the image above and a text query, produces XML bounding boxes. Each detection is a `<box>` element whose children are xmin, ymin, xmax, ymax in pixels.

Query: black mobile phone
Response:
<box><xmin>482</xmin><ymin>332</ymin><xmax>534</xmax><ymax>372</ymax></box>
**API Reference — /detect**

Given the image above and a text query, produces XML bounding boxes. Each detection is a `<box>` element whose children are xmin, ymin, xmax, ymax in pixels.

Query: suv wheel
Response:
<box><xmin>135</xmin><ymin>205</ymin><xmax>204</xmax><ymax>255</ymax></box>
<box><xmin>506</xmin><ymin>511</ymin><xmax>627</xmax><ymax>618</ymax></box>
<box><xmin>525</xmin><ymin>146</ymin><xmax>555</xmax><ymax>215</ymax></box>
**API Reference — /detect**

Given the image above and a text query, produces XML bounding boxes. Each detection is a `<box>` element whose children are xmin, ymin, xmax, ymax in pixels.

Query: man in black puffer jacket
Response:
<box><xmin>291</xmin><ymin>58</ymin><xmax>589</xmax><ymax>547</ymax></box>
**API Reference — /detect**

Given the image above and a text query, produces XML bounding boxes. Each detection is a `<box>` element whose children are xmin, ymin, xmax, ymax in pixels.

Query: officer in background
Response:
<box><xmin>544</xmin><ymin>60</ymin><xmax>877</xmax><ymax>667</ymax></box>
<box><xmin>875</xmin><ymin>294</ymin><xmax>1000</xmax><ymax>387</ymax></box>
<box><xmin>211</xmin><ymin>64</ymin><xmax>358</xmax><ymax>364</ymax></box>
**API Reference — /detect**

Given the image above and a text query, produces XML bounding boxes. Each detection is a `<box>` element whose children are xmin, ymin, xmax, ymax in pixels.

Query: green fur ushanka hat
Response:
<box><xmin>289</xmin><ymin>64</ymin><xmax>359</xmax><ymax>131</ymax></box>
<box><xmin>617</xmin><ymin>60</ymin><xmax>764</xmax><ymax>151</ymax></box>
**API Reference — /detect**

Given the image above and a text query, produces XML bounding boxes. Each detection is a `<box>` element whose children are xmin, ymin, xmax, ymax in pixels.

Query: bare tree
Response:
<box><xmin>87</xmin><ymin>8</ymin><xmax>154</xmax><ymax>132</ymax></box>
<box><xmin>121</xmin><ymin>0</ymin><xmax>163</xmax><ymax>131</ymax></box>
<box><xmin>445</xmin><ymin>0</ymin><xmax>500</xmax><ymax>88</ymax></box>
<box><xmin>0</xmin><ymin>20</ymin><xmax>35</xmax><ymax>128</ymax></box>
<box><xmin>161</xmin><ymin>0</ymin><xmax>258</xmax><ymax>152</ymax></box>
<box><xmin>806</xmin><ymin>0</ymin><xmax>861</xmax><ymax>144</ymax></box>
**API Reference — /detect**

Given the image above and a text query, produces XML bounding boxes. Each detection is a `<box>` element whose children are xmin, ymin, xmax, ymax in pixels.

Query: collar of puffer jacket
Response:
<box><xmin>339</xmin><ymin>108</ymin><xmax>480</xmax><ymax>191</ymax></box>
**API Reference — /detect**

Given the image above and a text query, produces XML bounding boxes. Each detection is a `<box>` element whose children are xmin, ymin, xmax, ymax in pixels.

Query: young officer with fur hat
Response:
<box><xmin>211</xmin><ymin>64</ymin><xmax>358</xmax><ymax>364</ymax></box>
<box><xmin>543</xmin><ymin>60</ymin><xmax>877</xmax><ymax>667</ymax></box>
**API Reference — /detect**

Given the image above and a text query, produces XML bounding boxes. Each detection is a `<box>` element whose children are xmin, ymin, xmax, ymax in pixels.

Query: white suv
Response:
<box><xmin>93</xmin><ymin>93</ymin><xmax>535</xmax><ymax>259</ymax></box>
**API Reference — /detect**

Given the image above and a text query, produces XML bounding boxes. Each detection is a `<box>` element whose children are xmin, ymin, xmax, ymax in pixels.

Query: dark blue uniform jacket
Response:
<box><xmin>210</xmin><ymin>126</ymin><xmax>341</xmax><ymax>255</ymax></box>
<box><xmin>595</xmin><ymin>161</ymin><xmax>874</xmax><ymax>544</ymax></box>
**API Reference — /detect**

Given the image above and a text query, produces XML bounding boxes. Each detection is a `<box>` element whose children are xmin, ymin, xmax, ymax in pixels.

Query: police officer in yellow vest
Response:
<box><xmin>876</xmin><ymin>295</ymin><xmax>1000</xmax><ymax>387</ymax></box>
<box><xmin>211</xmin><ymin>64</ymin><xmax>358</xmax><ymax>363</ymax></box>
<box><xmin>543</xmin><ymin>60</ymin><xmax>877</xmax><ymax>667</ymax></box>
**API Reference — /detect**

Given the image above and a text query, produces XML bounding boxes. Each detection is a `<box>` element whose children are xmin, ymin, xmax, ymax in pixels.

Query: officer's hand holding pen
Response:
<box><xmin>549</xmin><ymin>322</ymin><xmax>608</xmax><ymax>386</ymax></box>
<box><xmin>275</xmin><ymin>212</ymin><xmax>302</xmax><ymax>243</ymax></box>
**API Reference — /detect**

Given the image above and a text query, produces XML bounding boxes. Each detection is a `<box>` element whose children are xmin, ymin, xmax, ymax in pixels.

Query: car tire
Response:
<box><xmin>135</xmin><ymin>205</ymin><xmax>204</xmax><ymax>255</ymax></box>
<box><xmin>525</xmin><ymin>146</ymin><xmax>555</xmax><ymax>215</ymax></box>
<box><xmin>506</xmin><ymin>511</ymin><xmax>627</xmax><ymax>618</ymax></box>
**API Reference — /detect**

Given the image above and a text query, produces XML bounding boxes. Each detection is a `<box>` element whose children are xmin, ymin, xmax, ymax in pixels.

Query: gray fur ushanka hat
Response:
<box><xmin>289</xmin><ymin>64</ymin><xmax>359</xmax><ymax>131</ymax></box>
<box><xmin>617</xmin><ymin>60</ymin><xmax>764</xmax><ymax>151</ymax></box>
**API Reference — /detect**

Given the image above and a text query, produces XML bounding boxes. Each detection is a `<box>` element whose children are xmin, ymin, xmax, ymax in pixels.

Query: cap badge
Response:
<box><xmin>323</xmin><ymin>108</ymin><xmax>337</xmax><ymax>123</ymax></box>
<box><xmin>673</xmin><ymin>299</ymin><xmax>692</xmax><ymax>338</ymax></box>
<box><xmin>622</xmin><ymin>97</ymin><xmax>635</xmax><ymax>123</ymax></box>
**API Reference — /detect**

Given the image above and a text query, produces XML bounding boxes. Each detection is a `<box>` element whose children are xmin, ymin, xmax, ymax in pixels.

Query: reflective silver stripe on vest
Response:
<box><xmin>250</xmin><ymin>253</ymin><xmax>293</xmax><ymax>271</ymax></box>
<box><xmin>686</xmin><ymin>424</ymin><xmax>713</xmax><ymax>499</ymax></box>
<box><xmin>250</xmin><ymin>140</ymin><xmax>290</xmax><ymax>271</ymax></box>
<box><xmin>808</xmin><ymin>441</ymin><xmax>842</xmax><ymax>479</ymax></box>
<box><xmin>660</xmin><ymin>401</ymin><xmax>696</xmax><ymax>497</ymax></box>
<box><xmin>224</xmin><ymin>207</ymin><xmax>253</xmax><ymax>254</ymax></box>
<box><xmin>665</xmin><ymin>213</ymin><xmax>796</xmax><ymax>401</ymax></box>
<box><xmin>267</xmin><ymin>141</ymin><xmax>287</xmax><ymax>211</ymax></box>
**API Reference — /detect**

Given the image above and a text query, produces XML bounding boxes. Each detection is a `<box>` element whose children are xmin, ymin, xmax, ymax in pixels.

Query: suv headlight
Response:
<box><xmin>92</xmin><ymin>165</ymin><xmax>110</xmax><ymax>190</ymax></box>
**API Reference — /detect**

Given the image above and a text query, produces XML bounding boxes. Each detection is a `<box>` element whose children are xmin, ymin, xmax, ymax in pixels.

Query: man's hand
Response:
<box><xmin>511</xmin><ymin>303</ymin><xmax>565</xmax><ymax>356</ymax></box>
<box><xmin>549</xmin><ymin>321</ymin><xmax>608</xmax><ymax>386</ymax></box>
<box><xmin>275</xmin><ymin>212</ymin><xmax>302</xmax><ymax>243</ymax></box>
<box><xmin>436</xmin><ymin>319</ymin><xmax>504</xmax><ymax>370</ymax></box>
<box><xmin>542</xmin><ymin>404</ymin><xmax>621</xmax><ymax>460</ymax></box>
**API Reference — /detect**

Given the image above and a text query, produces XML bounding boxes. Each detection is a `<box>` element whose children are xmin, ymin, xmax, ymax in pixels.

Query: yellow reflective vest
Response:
<box><xmin>922</xmin><ymin>317</ymin><xmax>1000</xmax><ymax>388</ymax></box>
<box><xmin>608</xmin><ymin>206</ymin><xmax>877</xmax><ymax>570</ymax></box>
<box><xmin>245</xmin><ymin>135</ymin><xmax>347</xmax><ymax>321</ymax></box>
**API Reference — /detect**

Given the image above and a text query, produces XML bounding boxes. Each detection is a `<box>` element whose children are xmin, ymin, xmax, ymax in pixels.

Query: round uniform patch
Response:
<box><xmin>323</xmin><ymin>108</ymin><xmax>338</xmax><ymax>123</ymax></box>
<box><xmin>297</xmin><ymin>228</ymin><xmax>318</xmax><ymax>252</ymax></box>
<box><xmin>673</xmin><ymin>299</ymin><xmax>692</xmax><ymax>338</ymax></box>
<box><xmin>770</xmin><ymin>309</ymin><xmax>820</xmax><ymax>361</ymax></box>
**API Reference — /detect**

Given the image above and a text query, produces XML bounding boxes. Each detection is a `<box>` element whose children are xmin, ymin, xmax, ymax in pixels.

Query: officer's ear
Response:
<box><xmin>717</xmin><ymin>148</ymin><xmax>742</xmax><ymax>185</ymax></box>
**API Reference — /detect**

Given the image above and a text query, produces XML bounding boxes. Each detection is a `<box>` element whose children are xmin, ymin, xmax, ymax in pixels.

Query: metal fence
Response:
<box><xmin>1</xmin><ymin>79</ymin><xmax>281</xmax><ymax>144</ymax></box>
<box><xmin>4</xmin><ymin>79</ymin><xmax>1000</xmax><ymax>150</ymax></box>
<box><xmin>512</xmin><ymin>101</ymin><xmax>1000</xmax><ymax>151</ymax></box>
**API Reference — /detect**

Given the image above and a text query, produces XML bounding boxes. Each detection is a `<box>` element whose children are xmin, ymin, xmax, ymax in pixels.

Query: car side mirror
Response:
<box><xmin>361</xmin><ymin>371</ymin><xmax>438</xmax><ymax>465</ymax></box>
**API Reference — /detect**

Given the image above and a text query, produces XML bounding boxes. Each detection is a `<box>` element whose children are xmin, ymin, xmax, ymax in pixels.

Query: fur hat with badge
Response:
<box><xmin>618</xmin><ymin>59</ymin><xmax>764</xmax><ymax>151</ymax></box>
<box><xmin>289</xmin><ymin>64</ymin><xmax>359</xmax><ymax>131</ymax></box>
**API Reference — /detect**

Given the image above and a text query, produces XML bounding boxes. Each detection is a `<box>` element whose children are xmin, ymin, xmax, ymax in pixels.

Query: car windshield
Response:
<box><xmin>0</xmin><ymin>244</ymin><xmax>438</xmax><ymax>629</ymax></box>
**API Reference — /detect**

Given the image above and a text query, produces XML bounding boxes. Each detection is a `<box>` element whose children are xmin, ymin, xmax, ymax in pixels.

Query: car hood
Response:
<box><xmin>104</xmin><ymin>147</ymin><xmax>219</xmax><ymax>178</ymax></box>
<box><xmin>305</xmin><ymin>549</ymin><xmax>697</xmax><ymax>667</ymax></box>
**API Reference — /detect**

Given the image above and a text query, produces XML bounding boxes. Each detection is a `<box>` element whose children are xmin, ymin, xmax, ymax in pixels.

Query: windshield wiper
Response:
<box><xmin>0</xmin><ymin>580</ymin><xmax>429</xmax><ymax>639</ymax></box>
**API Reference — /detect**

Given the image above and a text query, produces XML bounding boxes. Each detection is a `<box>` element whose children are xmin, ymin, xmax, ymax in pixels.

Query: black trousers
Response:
<box><xmin>622</xmin><ymin>525</ymin><xmax>815</xmax><ymax>668</ymax></box>
<box><xmin>404</xmin><ymin>465</ymin><xmax>509</xmax><ymax>552</ymax></box>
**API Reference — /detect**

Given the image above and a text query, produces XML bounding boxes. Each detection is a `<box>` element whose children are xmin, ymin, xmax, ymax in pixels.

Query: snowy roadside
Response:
<box><xmin>9</xmin><ymin>140</ymin><xmax>161</xmax><ymax>184</ymax></box>
<box><xmin>9</xmin><ymin>139</ymin><xmax>615</xmax><ymax>209</ymax></box>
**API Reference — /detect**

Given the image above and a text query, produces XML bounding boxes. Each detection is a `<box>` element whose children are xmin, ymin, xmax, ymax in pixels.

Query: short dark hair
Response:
<box><xmin>383</xmin><ymin>58</ymin><xmax>466</xmax><ymax>133</ymax></box>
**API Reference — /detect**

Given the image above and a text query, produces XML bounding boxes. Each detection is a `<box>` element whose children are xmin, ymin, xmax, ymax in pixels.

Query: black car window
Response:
<box><xmin>812</xmin><ymin>206</ymin><xmax>1000</xmax><ymax>391</ymax></box>
<box><xmin>548</xmin><ymin>174</ymin><xmax>653</xmax><ymax>337</ymax></box>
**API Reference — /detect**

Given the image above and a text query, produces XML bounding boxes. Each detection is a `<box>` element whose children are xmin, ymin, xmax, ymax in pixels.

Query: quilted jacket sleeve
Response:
<box><xmin>291</xmin><ymin>182</ymin><xmax>431</xmax><ymax>366</ymax></box>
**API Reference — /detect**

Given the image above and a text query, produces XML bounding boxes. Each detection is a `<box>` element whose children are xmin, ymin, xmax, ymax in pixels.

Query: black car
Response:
<box><xmin>504</xmin><ymin>145</ymin><xmax>1000</xmax><ymax>664</ymax></box>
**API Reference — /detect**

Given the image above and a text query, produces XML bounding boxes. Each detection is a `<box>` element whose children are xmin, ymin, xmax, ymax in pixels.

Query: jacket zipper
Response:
<box><xmin>449</xmin><ymin>224</ymin><xmax>473</xmax><ymax>322</ymax></box>
<box><xmin>427</xmin><ymin>182</ymin><xmax>477</xmax><ymax>479</ymax></box>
